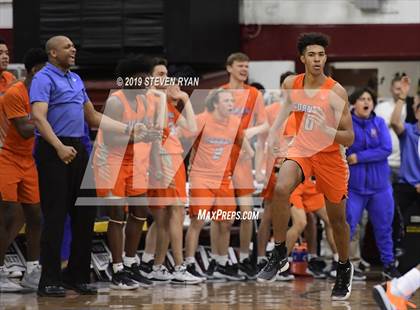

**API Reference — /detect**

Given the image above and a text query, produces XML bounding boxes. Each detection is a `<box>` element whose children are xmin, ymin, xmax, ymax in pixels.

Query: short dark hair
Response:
<box><xmin>391</xmin><ymin>72</ymin><xmax>406</xmax><ymax>86</ymax></box>
<box><xmin>297</xmin><ymin>32</ymin><xmax>329</xmax><ymax>55</ymax></box>
<box><xmin>151</xmin><ymin>57</ymin><xmax>168</xmax><ymax>73</ymax></box>
<box><xmin>280</xmin><ymin>71</ymin><xmax>295</xmax><ymax>86</ymax></box>
<box><xmin>349</xmin><ymin>87</ymin><xmax>377</xmax><ymax>106</ymax></box>
<box><xmin>206</xmin><ymin>89</ymin><xmax>230</xmax><ymax>112</ymax></box>
<box><xmin>226</xmin><ymin>52</ymin><xmax>250</xmax><ymax>66</ymax></box>
<box><xmin>23</xmin><ymin>48</ymin><xmax>48</xmax><ymax>72</ymax></box>
<box><xmin>115</xmin><ymin>54</ymin><xmax>152</xmax><ymax>78</ymax></box>
<box><xmin>250</xmin><ymin>82</ymin><xmax>265</xmax><ymax>92</ymax></box>
<box><xmin>0</xmin><ymin>36</ymin><xmax>6</xmax><ymax>45</ymax></box>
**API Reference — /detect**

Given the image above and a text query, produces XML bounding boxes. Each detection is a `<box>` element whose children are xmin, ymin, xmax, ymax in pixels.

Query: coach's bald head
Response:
<box><xmin>45</xmin><ymin>36</ymin><xmax>76</xmax><ymax>71</ymax></box>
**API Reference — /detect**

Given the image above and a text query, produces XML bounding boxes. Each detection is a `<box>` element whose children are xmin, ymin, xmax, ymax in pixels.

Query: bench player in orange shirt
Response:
<box><xmin>93</xmin><ymin>55</ymin><xmax>164</xmax><ymax>290</ymax></box>
<box><xmin>0</xmin><ymin>48</ymin><xmax>47</xmax><ymax>292</ymax></box>
<box><xmin>184</xmin><ymin>89</ymin><xmax>253</xmax><ymax>281</ymax></box>
<box><xmin>257</xmin><ymin>33</ymin><xmax>354</xmax><ymax>301</ymax></box>
<box><xmin>141</xmin><ymin>58</ymin><xmax>201</xmax><ymax>284</ymax></box>
<box><xmin>0</xmin><ymin>38</ymin><xmax>21</xmax><ymax>276</ymax></box>
<box><xmin>221</xmin><ymin>52</ymin><xmax>268</xmax><ymax>279</ymax></box>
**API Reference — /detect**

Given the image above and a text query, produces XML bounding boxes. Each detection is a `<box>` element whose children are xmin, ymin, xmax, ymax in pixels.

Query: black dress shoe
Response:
<box><xmin>37</xmin><ymin>285</ymin><xmax>66</xmax><ymax>297</ymax></box>
<box><xmin>63</xmin><ymin>282</ymin><xmax>98</xmax><ymax>295</ymax></box>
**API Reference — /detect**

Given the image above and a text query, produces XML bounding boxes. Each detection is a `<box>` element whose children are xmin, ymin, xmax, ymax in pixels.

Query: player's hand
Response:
<box><xmin>255</xmin><ymin>171</ymin><xmax>266</xmax><ymax>183</ymax></box>
<box><xmin>167</xmin><ymin>85</ymin><xmax>188</xmax><ymax>102</ymax></box>
<box><xmin>309</xmin><ymin>107</ymin><xmax>327</xmax><ymax>131</ymax></box>
<box><xmin>415</xmin><ymin>183</ymin><xmax>420</xmax><ymax>194</ymax></box>
<box><xmin>133</xmin><ymin>123</ymin><xmax>148</xmax><ymax>141</ymax></box>
<box><xmin>147</xmin><ymin>88</ymin><xmax>167</xmax><ymax>100</ymax></box>
<box><xmin>400</xmin><ymin>76</ymin><xmax>411</xmax><ymax>100</ymax></box>
<box><xmin>243</xmin><ymin>127</ymin><xmax>257</xmax><ymax>141</ymax></box>
<box><xmin>144</xmin><ymin>126</ymin><xmax>164</xmax><ymax>142</ymax></box>
<box><xmin>347</xmin><ymin>153</ymin><xmax>358</xmax><ymax>165</ymax></box>
<box><xmin>56</xmin><ymin>144</ymin><xmax>77</xmax><ymax>164</ymax></box>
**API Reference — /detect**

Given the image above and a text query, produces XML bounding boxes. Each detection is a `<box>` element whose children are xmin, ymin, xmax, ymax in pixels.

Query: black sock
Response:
<box><xmin>274</xmin><ymin>241</ymin><xmax>286</xmax><ymax>256</ymax></box>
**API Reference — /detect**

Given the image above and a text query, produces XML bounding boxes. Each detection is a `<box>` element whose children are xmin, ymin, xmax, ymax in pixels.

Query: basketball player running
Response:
<box><xmin>257</xmin><ymin>33</ymin><xmax>354</xmax><ymax>301</ymax></box>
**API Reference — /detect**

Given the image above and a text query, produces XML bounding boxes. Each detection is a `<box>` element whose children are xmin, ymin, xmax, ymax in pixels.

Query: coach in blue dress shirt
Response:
<box><xmin>30</xmin><ymin>36</ymin><xmax>146</xmax><ymax>297</ymax></box>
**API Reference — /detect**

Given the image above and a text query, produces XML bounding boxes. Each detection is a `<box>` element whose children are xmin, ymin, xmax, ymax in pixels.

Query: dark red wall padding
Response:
<box><xmin>241</xmin><ymin>24</ymin><xmax>420</xmax><ymax>62</ymax></box>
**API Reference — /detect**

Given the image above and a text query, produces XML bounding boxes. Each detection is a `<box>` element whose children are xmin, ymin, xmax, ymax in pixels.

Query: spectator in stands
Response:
<box><xmin>375</xmin><ymin>73</ymin><xmax>408</xmax><ymax>254</ymax></box>
<box><xmin>390</xmin><ymin>76</ymin><xmax>420</xmax><ymax>231</ymax></box>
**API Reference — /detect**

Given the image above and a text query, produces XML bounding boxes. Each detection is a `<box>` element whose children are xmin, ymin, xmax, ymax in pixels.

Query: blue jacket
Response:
<box><xmin>346</xmin><ymin>112</ymin><xmax>392</xmax><ymax>194</ymax></box>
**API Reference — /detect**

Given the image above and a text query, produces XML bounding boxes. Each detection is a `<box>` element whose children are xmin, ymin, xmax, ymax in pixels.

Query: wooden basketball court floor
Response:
<box><xmin>1</xmin><ymin>278</ymin><xmax>419</xmax><ymax>310</ymax></box>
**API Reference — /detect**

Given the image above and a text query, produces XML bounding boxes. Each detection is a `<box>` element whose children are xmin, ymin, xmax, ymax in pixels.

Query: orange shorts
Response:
<box><xmin>189</xmin><ymin>177</ymin><xmax>236</xmax><ymax>221</ymax></box>
<box><xmin>147</xmin><ymin>155</ymin><xmax>187</xmax><ymax>208</ymax></box>
<box><xmin>231</xmin><ymin>158</ymin><xmax>254</xmax><ymax>197</ymax></box>
<box><xmin>290</xmin><ymin>180</ymin><xmax>324</xmax><ymax>213</ymax></box>
<box><xmin>95</xmin><ymin>162</ymin><xmax>147</xmax><ymax>198</ymax></box>
<box><xmin>287</xmin><ymin>150</ymin><xmax>348</xmax><ymax>204</ymax></box>
<box><xmin>0</xmin><ymin>152</ymin><xmax>40</xmax><ymax>204</ymax></box>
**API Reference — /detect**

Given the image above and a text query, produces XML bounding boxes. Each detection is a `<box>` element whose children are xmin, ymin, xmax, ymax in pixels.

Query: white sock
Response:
<box><xmin>257</xmin><ymin>256</ymin><xmax>267</xmax><ymax>264</ymax></box>
<box><xmin>26</xmin><ymin>261</ymin><xmax>40</xmax><ymax>274</ymax></box>
<box><xmin>153</xmin><ymin>264</ymin><xmax>162</xmax><ymax>271</ymax></box>
<box><xmin>185</xmin><ymin>256</ymin><xmax>195</xmax><ymax>265</ymax></box>
<box><xmin>112</xmin><ymin>263</ymin><xmax>124</xmax><ymax>273</ymax></box>
<box><xmin>142</xmin><ymin>252</ymin><xmax>154</xmax><ymax>263</ymax></box>
<box><xmin>217</xmin><ymin>255</ymin><xmax>228</xmax><ymax>266</ymax></box>
<box><xmin>174</xmin><ymin>265</ymin><xmax>182</xmax><ymax>272</ymax></box>
<box><xmin>307</xmin><ymin>254</ymin><xmax>317</xmax><ymax>261</ymax></box>
<box><xmin>123</xmin><ymin>256</ymin><xmax>137</xmax><ymax>267</ymax></box>
<box><xmin>210</xmin><ymin>252</ymin><xmax>218</xmax><ymax>261</ymax></box>
<box><xmin>333</xmin><ymin>253</ymin><xmax>339</xmax><ymax>262</ymax></box>
<box><xmin>239</xmin><ymin>252</ymin><xmax>249</xmax><ymax>263</ymax></box>
<box><xmin>393</xmin><ymin>268</ymin><xmax>420</xmax><ymax>298</ymax></box>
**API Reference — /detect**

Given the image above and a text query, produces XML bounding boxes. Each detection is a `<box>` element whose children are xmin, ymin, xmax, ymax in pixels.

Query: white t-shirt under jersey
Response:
<box><xmin>374</xmin><ymin>98</ymin><xmax>407</xmax><ymax>169</ymax></box>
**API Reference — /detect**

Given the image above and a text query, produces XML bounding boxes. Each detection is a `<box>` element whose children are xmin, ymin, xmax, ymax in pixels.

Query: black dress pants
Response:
<box><xmin>35</xmin><ymin>137</ymin><xmax>97</xmax><ymax>288</ymax></box>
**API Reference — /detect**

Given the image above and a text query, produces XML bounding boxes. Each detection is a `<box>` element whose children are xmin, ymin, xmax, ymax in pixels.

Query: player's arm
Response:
<box><xmin>84</xmin><ymin>100</ymin><xmax>129</xmax><ymax>135</ymax></box>
<box><xmin>243</xmin><ymin>137</ymin><xmax>254</xmax><ymax>158</ymax></box>
<box><xmin>244</xmin><ymin>121</ymin><xmax>269</xmax><ymax>140</ymax></box>
<box><xmin>11</xmin><ymin>116</ymin><xmax>35</xmax><ymax>139</ymax></box>
<box><xmin>266</xmin><ymin>76</ymin><xmax>295</xmax><ymax>150</ymax></box>
<box><xmin>173</xmin><ymin>92</ymin><xmax>198</xmax><ymax>133</ymax></box>
<box><xmin>3</xmin><ymin>90</ymin><xmax>35</xmax><ymax>139</ymax></box>
<box><xmin>312</xmin><ymin>83</ymin><xmax>354</xmax><ymax>147</ymax></box>
<box><xmin>244</xmin><ymin>91</ymin><xmax>269</xmax><ymax>139</ymax></box>
<box><xmin>31</xmin><ymin>102</ymin><xmax>77</xmax><ymax>164</ymax></box>
<box><xmin>390</xmin><ymin>99</ymin><xmax>405</xmax><ymax>136</ymax></box>
<box><xmin>254</xmin><ymin>132</ymin><xmax>267</xmax><ymax>182</ymax></box>
<box><xmin>390</xmin><ymin>76</ymin><xmax>410</xmax><ymax>136</ymax></box>
<box><xmin>100</xmin><ymin>96</ymin><xmax>128</xmax><ymax>146</ymax></box>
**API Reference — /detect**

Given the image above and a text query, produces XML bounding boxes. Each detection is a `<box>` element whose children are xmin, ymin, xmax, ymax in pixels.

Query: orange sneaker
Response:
<box><xmin>373</xmin><ymin>280</ymin><xmax>417</xmax><ymax>310</ymax></box>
